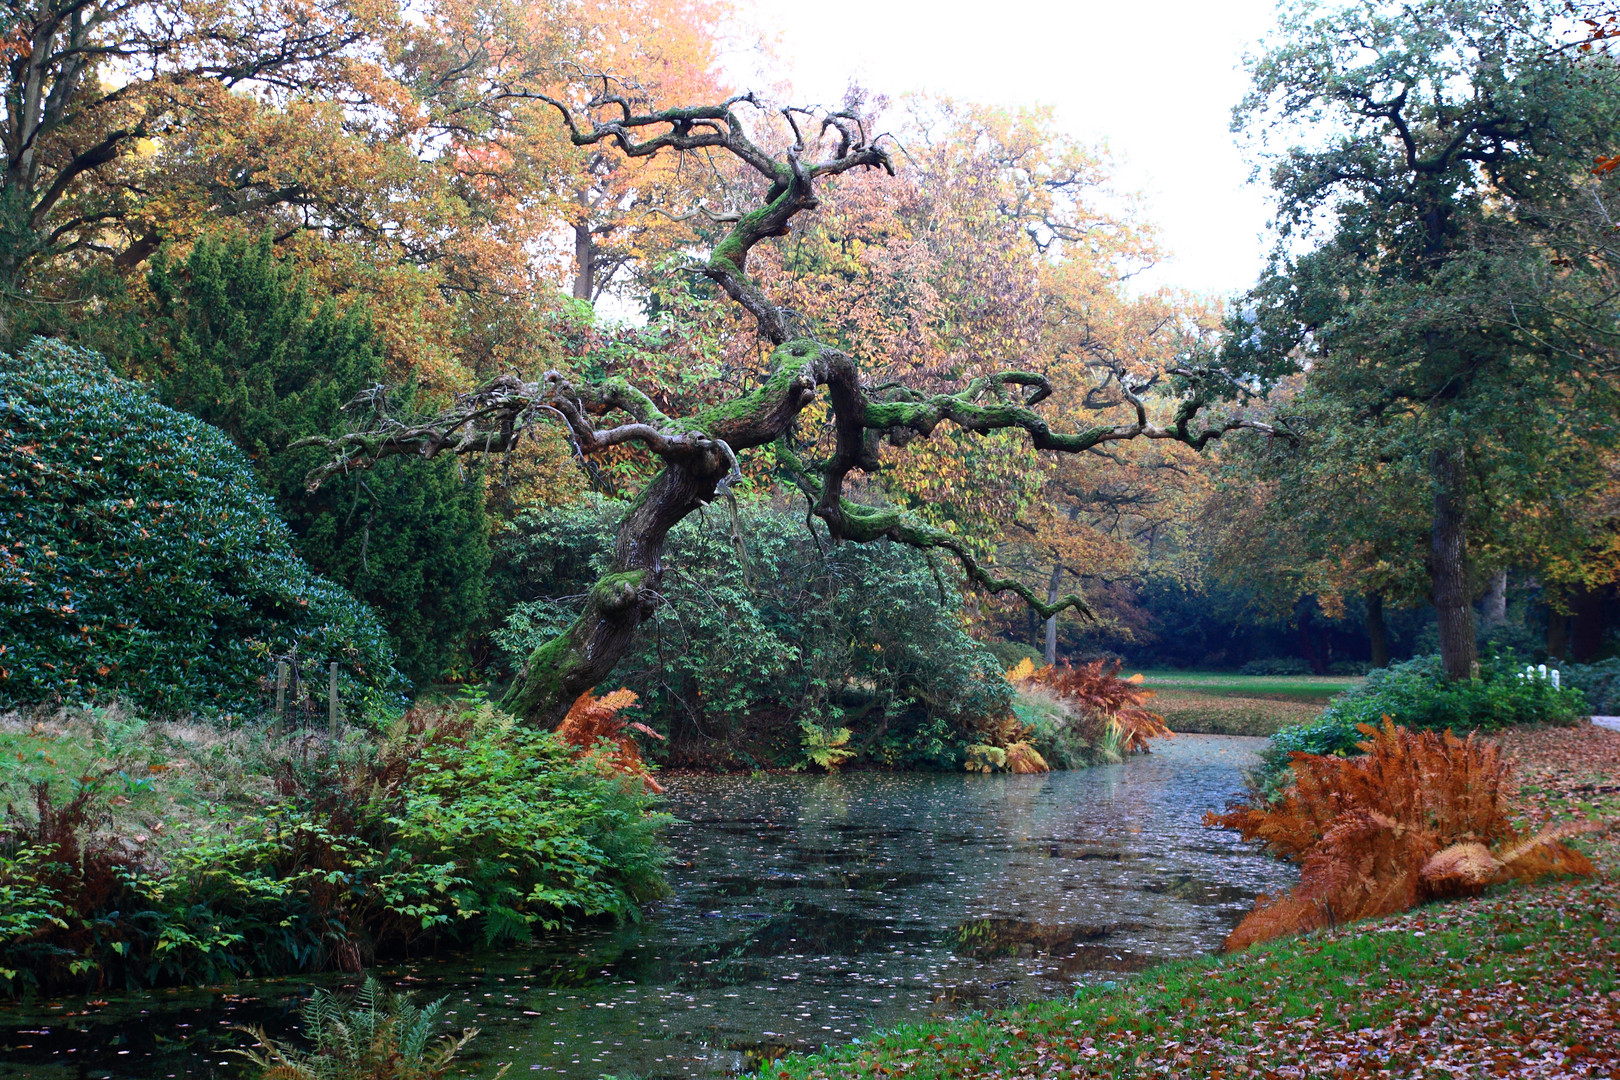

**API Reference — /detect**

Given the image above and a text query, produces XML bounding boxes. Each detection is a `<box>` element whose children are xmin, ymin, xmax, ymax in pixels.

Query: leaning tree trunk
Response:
<box><xmin>1429</xmin><ymin>448</ymin><xmax>1477</xmax><ymax>680</ymax></box>
<box><xmin>499</xmin><ymin>463</ymin><xmax>719</xmax><ymax>727</ymax></box>
<box><xmin>1365</xmin><ymin>591</ymin><xmax>1389</xmax><ymax>669</ymax></box>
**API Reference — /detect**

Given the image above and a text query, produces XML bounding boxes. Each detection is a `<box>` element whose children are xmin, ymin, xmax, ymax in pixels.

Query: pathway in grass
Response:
<box><xmin>765</xmin><ymin>724</ymin><xmax>1620</xmax><ymax>1080</ymax></box>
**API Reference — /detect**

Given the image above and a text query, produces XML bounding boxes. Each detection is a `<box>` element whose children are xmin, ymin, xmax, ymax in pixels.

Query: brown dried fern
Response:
<box><xmin>556</xmin><ymin>688</ymin><xmax>666</xmax><ymax>793</ymax></box>
<box><xmin>1209</xmin><ymin>719</ymin><xmax>1596</xmax><ymax>951</ymax></box>
<box><xmin>1023</xmin><ymin>659</ymin><xmax>1170</xmax><ymax>753</ymax></box>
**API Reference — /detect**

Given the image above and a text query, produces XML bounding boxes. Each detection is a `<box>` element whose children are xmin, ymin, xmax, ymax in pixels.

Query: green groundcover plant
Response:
<box><xmin>0</xmin><ymin>703</ymin><xmax>667</xmax><ymax>995</ymax></box>
<box><xmin>0</xmin><ymin>339</ymin><xmax>406</xmax><ymax>715</ymax></box>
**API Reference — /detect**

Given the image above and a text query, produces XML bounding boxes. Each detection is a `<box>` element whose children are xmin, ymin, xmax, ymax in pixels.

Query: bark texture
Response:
<box><xmin>1429</xmin><ymin>448</ymin><xmax>1477</xmax><ymax>680</ymax></box>
<box><xmin>1366</xmin><ymin>591</ymin><xmax>1389</xmax><ymax>669</ymax></box>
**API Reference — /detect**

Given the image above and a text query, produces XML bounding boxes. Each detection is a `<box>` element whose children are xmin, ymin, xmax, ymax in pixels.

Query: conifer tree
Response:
<box><xmin>125</xmin><ymin>235</ymin><xmax>489</xmax><ymax>683</ymax></box>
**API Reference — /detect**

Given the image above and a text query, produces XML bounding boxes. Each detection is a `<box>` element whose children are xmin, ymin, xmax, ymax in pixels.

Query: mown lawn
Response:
<box><xmin>1134</xmin><ymin>671</ymin><xmax>1356</xmax><ymax>737</ymax></box>
<box><xmin>762</xmin><ymin>724</ymin><xmax>1620</xmax><ymax>1080</ymax></box>
<box><xmin>1137</xmin><ymin>670</ymin><xmax>1363</xmax><ymax>703</ymax></box>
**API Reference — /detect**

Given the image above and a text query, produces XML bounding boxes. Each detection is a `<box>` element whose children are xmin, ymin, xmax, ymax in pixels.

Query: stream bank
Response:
<box><xmin>0</xmin><ymin>735</ymin><xmax>1293</xmax><ymax>1079</ymax></box>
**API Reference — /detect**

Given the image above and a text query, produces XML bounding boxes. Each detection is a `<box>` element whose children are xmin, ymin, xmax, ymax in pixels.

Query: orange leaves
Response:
<box><xmin>556</xmin><ymin>688</ymin><xmax>666</xmax><ymax>793</ymax></box>
<box><xmin>1207</xmin><ymin>720</ymin><xmax>1596</xmax><ymax>951</ymax></box>
<box><xmin>1014</xmin><ymin>658</ymin><xmax>1170</xmax><ymax>753</ymax></box>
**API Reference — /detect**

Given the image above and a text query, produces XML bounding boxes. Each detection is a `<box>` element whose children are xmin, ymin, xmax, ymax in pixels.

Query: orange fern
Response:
<box><xmin>1031</xmin><ymin>659</ymin><xmax>1170</xmax><ymax>753</ymax></box>
<box><xmin>556</xmin><ymin>689</ymin><xmax>666</xmax><ymax>793</ymax></box>
<box><xmin>1208</xmin><ymin>720</ymin><xmax>1595</xmax><ymax>950</ymax></box>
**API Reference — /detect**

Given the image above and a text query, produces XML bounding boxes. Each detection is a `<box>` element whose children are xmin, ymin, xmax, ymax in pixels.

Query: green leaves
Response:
<box><xmin>0</xmin><ymin>339</ymin><xmax>406</xmax><ymax>715</ymax></box>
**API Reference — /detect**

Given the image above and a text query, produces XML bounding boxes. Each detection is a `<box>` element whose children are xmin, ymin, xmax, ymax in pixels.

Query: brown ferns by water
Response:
<box><xmin>1207</xmin><ymin>720</ymin><xmax>1596</xmax><ymax>951</ymax></box>
<box><xmin>556</xmin><ymin>689</ymin><xmax>666</xmax><ymax>793</ymax></box>
<box><xmin>1011</xmin><ymin>658</ymin><xmax>1171</xmax><ymax>753</ymax></box>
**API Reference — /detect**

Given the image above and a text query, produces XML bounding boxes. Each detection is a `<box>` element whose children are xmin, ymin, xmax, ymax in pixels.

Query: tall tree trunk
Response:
<box><xmin>500</xmin><ymin>462</ymin><xmax>717</xmax><ymax>727</ymax></box>
<box><xmin>1480</xmin><ymin>569</ymin><xmax>1507</xmax><ymax>629</ymax></box>
<box><xmin>1043</xmin><ymin>562</ymin><xmax>1063</xmax><ymax>665</ymax></box>
<box><xmin>1365</xmin><ymin>591</ymin><xmax>1389</xmax><ymax>668</ymax></box>
<box><xmin>1547</xmin><ymin>594</ymin><xmax>1570</xmax><ymax>660</ymax></box>
<box><xmin>1429</xmin><ymin>448</ymin><xmax>1477</xmax><ymax>680</ymax></box>
<box><xmin>572</xmin><ymin>219</ymin><xmax>595</xmax><ymax>301</ymax></box>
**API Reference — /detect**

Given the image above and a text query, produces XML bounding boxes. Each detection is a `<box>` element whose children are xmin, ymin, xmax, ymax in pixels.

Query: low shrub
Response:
<box><xmin>1207</xmin><ymin>720</ymin><xmax>1594</xmax><ymax>950</ymax></box>
<box><xmin>1007</xmin><ymin>659</ymin><xmax>1167</xmax><ymax>763</ymax></box>
<box><xmin>0</xmin><ymin>338</ymin><xmax>406</xmax><ymax>716</ymax></box>
<box><xmin>0</xmin><ymin>703</ymin><xmax>666</xmax><ymax>995</ymax></box>
<box><xmin>231</xmin><ymin>976</ymin><xmax>491</xmax><ymax>1080</ymax></box>
<box><xmin>1564</xmin><ymin>658</ymin><xmax>1620</xmax><ymax>715</ymax></box>
<box><xmin>1253</xmin><ymin>653</ymin><xmax>1587</xmax><ymax>796</ymax></box>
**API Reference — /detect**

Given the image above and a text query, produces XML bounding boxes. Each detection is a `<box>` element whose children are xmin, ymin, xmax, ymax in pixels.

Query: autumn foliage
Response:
<box><xmin>556</xmin><ymin>689</ymin><xmax>666</xmax><ymax>793</ymax></box>
<box><xmin>1208</xmin><ymin>720</ymin><xmax>1595</xmax><ymax>951</ymax></box>
<box><xmin>1009</xmin><ymin>658</ymin><xmax>1171</xmax><ymax>753</ymax></box>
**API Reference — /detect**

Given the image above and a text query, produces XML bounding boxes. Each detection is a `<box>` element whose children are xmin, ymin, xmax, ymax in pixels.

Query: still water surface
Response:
<box><xmin>0</xmin><ymin>735</ymin><xmax>1295</xmax><ymax>1080</ymax></box>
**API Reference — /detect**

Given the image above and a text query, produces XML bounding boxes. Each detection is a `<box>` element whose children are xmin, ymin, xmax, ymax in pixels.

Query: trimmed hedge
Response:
<box><xmin>0</xmin><ymin>339</ymin><xmax>406</xmax><ymax>715</ymax></box>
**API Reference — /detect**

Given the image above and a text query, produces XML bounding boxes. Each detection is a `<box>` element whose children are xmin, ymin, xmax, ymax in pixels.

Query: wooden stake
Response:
<box><xmin>274</xmin><ymin>661</ymin><xmax>288</xmax><ymax>739</ymax></box>
<box><xmin>329</xmin><ymin>662</ymin><xmax>339</xmax><ymax>738</ymax></box>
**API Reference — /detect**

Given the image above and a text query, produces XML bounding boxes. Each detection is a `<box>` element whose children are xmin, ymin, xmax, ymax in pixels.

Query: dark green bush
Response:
<box><xmin>1564</xmin><ymin>658</ymin><xmax>1620</xmax><ymax>715</ymax></box>
<box><xmin>491</xmin><ymin>495</ymin><xmax>1013</xmax><ymax>769</ymax></box>
<box><xmin>124</xmin><ymin>235</ymin><xmax>489</xmax><ymax>684</ymax></box>
<box><xmin>0</xmin><ymin>339</ymin><xmax>406</xmax><ymax>715</ymax></box>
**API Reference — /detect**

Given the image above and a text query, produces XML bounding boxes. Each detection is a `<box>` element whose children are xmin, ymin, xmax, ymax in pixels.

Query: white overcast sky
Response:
<box><xmin>723</xmin><ymin>0</ymin><xmax>1286</xmax><ymax>299</ymax></box>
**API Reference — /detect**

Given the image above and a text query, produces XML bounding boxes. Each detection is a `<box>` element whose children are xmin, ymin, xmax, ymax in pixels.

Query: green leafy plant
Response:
<box><xmin>491</xmin><ymin>496</ymin><xmax>1012</xmax><ymax>769</ymax></box>
<box><xmin>124</xmin><ymin>235</ymin><xmax>491</xmax><ymax>684</ymax></box>
<box><xmin>230</xmin><ymin>976</ymin><xmax>499</xmax><ymax>1080</ymax></box>
<box><xmin>0</xmin><ymin>338</ymin><xmax>406</xmax><ymax>715</ymax></box>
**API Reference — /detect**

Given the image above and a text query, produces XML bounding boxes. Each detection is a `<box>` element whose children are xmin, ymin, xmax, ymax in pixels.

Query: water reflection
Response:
<box><xmin>0</xmin><ymin>735</ymin><xmax>1295</xmax><ymax>1080</ymax></box>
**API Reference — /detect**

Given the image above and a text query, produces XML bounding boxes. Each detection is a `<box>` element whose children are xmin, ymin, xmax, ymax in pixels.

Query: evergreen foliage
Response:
<box><xmin>127</xmin><ymin>235</ymin><xmax>489</xmax><ymax>684</ymax></box>
<box><xmin>0</xmin><ymin>339</ymin><xmax>405</xmax><ymax>713</ymax></box>
<box><xmin>491</xmin><ymin>496</ymin><xmax>1013</xmax><ymax>769</ymax></box>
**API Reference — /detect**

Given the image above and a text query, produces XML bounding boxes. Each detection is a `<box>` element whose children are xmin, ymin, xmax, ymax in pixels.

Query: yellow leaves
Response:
<box><xmin>1005</xmin><ymin>657</ymin><xmax>1037</xmax><ymax>684</ymax></box>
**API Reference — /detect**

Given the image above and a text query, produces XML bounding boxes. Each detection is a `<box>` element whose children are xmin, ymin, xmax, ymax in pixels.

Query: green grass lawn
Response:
<box><xmin>1124</xmin><ymin>670</ymin><xmax>1357</xmax><ymax>737</ymax></box>
<box><xmin>1136</xmin><ymin>670</ymin><xmax>1363</xmax><ymax>703</ymax></box>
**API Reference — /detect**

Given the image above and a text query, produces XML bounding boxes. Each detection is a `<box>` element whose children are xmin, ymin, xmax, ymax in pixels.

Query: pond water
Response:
<box><xmin>0</xmin><ymin>735</ymin><xmax>1296</xmax><ymax>1080</ymax></box>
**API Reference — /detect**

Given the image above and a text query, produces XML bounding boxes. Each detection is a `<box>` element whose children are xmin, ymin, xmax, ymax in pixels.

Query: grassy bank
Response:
<box><xmin>761</xmin><ymin>724</ymin><xmax>1620</xmax><ymax>1080</ymax></box>
<box><xmin>1140</xmin><ymin>671</ymin><xmax>1354</xmax><ymax>737</ymax></box>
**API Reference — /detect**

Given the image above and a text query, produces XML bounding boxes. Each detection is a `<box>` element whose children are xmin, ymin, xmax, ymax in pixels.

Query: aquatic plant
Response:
<box><xmin>1207</xmin><ymin>720</ymin><xmax>1594</xmax><ymax>950</ymax></box>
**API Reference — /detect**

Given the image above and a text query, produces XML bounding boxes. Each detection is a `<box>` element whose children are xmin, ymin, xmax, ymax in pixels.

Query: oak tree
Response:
<box><xmin>297</xmin><ymin>91</ymin><xmax>1287</xmax><ymax>728</ymax></box>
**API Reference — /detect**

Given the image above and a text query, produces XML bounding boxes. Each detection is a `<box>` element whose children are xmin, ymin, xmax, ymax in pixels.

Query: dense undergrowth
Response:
<box><xmin>0</xmin><ymin>702</ymin><xmax>665</xmax><ymax>997</ymax></box>
<box><xmin>492</xmin><ymin>496</ymin><xmax>1014</xmax><ymax>771</ymax></box>
<box><xmin>0</xmin><ymin>339</ymin><xmax>407</xmax><ymax>715</ymax></box>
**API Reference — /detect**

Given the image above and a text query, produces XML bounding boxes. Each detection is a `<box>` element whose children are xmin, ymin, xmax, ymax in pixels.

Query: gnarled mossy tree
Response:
<box><xmin>296</xmin><ymin>91</ymin><xmax>1289</xmax><ymax>728</ymax></box>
